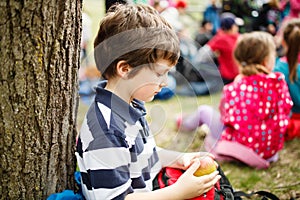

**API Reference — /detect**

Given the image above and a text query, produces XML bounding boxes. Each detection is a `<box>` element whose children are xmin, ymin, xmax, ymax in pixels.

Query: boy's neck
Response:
<box><xmin>105</xmin><ymin>79</ymin><xmax>132</xmax><ymax>104</ymax></box>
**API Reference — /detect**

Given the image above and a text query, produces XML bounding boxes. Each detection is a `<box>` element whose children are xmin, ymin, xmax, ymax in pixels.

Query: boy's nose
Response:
<box><xmin>160</xmin><ymin>74</ymin><xmax>168</xmax><ymax>87</ymax></box>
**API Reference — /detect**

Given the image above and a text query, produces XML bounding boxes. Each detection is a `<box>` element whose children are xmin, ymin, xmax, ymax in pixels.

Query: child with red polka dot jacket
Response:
<box><xmin>177</xmin><ymin>31</ymin><xmax>293</xmax><ymax>169</ymax></box>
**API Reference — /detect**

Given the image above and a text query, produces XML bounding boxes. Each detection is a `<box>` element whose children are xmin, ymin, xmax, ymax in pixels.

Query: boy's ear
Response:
<box><xmin>116</xmin><ymin>60</ymin><xmax>131</xmax><ymax>78</ymax></box>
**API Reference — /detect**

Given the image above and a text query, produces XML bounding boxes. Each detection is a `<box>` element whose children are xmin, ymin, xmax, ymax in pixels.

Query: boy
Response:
<box><xmin>75</xmin><ymin>4</ymin><xmax>220</xmax><ymax>200</ymax></box>
<box><xmin>206</xmin><ymin>12</ymin><xmax>243</xmax><ymax>85</ymax></box>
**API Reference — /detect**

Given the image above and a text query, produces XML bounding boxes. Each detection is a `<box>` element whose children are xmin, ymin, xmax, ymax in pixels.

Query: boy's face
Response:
<box><xmin>129</xmin><ymin>59</ymin><xmax>174</xmax><ymax>102</ymax></box>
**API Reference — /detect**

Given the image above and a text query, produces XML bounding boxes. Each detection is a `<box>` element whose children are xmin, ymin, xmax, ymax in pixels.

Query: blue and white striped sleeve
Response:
<box><xmin>76</xmin><ymin>109</ymin><xmax>133</xmax><ymax>199</ymax></box>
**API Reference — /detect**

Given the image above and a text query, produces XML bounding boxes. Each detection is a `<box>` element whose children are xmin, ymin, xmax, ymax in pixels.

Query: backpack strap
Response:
<box><xmin>215</xmin><ymin>166</ymin><xmax>280</xmax><ymax>200</ymax></box>
<box><xmin>234</xmin><ymin>190</ymin><xmax>280</xmax><ymax>200</ymax></box>
<box><xmin>215</xmin><ymin>166</ymin><xmax>235</xmax><ymax>200</ymax></box>
<box><xmin>215</xmin><ymin>187</ymin><xmax>235</xmax><ymax>200</ymax></box>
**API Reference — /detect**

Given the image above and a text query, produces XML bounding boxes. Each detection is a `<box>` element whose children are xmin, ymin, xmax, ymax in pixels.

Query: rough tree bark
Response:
<box><xmin>0</xmin><ymin>0</ymin><xmax>82</xmax><ymax>199</ymax></box>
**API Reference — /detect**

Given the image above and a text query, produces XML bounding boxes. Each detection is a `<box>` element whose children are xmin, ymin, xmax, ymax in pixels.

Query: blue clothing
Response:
<box><xmin>274</xmin><ymin>58</ymin><xmax>300</xmax><ymax>113</ymax></box>
<box><xmin>47</xmin><ymin>172</ymin><xmax>84</xmax><ymax>199</ymax></box>
<box><xmin>47</xmin><ymin>190</ymin><xmax>83</xmax><ymax>200</ymax></box>
<box><xmin>203</xmin><ymin>5</ymin><xmax>220</xmax><ymax>35</ymax></box>
<box><xmin>76</xmin><ymin>81</ymin><xmax>161</xmax><ymax>200</ymax></box>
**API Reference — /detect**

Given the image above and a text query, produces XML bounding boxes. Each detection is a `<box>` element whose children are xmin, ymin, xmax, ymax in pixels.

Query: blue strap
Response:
<box><xmin>47</xmin><ymin>190</ymin><xmax>83</xmax><ymax>200</ymax></box>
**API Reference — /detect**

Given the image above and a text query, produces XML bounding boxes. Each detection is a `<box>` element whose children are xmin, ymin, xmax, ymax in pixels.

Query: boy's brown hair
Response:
<box><xmin>234</xmin><ymin>31</ymin><xmax>276</xmax><ymax>76</ymax></box>
<box><xmin>94</xmin><ymin>4</ymin><xmax>180</xmax><ymax>79</ymax></box>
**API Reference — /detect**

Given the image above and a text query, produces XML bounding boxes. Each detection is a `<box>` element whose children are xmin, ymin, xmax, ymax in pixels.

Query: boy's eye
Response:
<box><xmin>156</xmin><ymin>71</ymin><xmax>168</xmax><ymax>77</ymax></box>
<box><xmin>156</xmin><ymin>72</ymin><xmax>164</xmax><ymax>77</ymax></box>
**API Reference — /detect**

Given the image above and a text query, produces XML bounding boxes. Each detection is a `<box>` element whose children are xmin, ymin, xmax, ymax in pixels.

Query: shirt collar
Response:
<box><xmin>94</xmin><ymin>81</ymin><xmax>145</xmax><ymax>125</ymax></box>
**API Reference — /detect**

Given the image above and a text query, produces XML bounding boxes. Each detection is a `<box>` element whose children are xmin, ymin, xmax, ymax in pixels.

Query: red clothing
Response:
<box><xmin>280</xmin><ymin>0</ymin><xmax>300</xmax><ymax>18</ymax></box>
<box><xmin>208</xmin><ymin>31</ymin><xmax>239</xmax><ymax>80</ymax></box>
<box><xmin>286</xmin><ymin>113</ymin><xmax>300</xmax><ymax>140</ymax></box>
<box><xmin>219</xmin><ymin>72</ymin><xmax>293</xmax><ymax>159</ymax></box>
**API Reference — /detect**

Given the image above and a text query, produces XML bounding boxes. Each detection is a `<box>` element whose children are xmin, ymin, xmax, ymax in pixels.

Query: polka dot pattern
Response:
<box><xmin>219</xmin><ymin>73</ymin><xmax>293</xmax><ymax>159</ymax></box>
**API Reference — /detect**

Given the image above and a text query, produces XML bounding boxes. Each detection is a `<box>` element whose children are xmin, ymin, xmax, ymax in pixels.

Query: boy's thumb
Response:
<box><xmin>186</xmin><ymin>159</ymin><xmax>200</xmax><ymax>175</ymax></box>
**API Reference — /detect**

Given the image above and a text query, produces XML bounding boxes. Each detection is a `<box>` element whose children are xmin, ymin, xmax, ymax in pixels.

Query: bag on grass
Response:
<box><xmin>285</xmin><ymin>113</ymin><xmax>300</xmax><ymax>140</ymax></box>
<box><xmin>153</xmin><ymin>165</ymin><xmax>279</xmax><ymax>200</ymax></box>
<box><xmin>153</xmin><ymin>166</ymin><xmax>233</xmax><ymax>200</ymax></box>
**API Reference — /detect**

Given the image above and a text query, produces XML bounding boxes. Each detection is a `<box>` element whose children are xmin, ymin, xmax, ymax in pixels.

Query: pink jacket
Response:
<box><xmin>219</xmin><ymin>72</ymin><xmax>293</xmax><ymax>159</ymax></box>
<box><xmin>280</xmin><ymin>0</ymin><xmax>300</xmax><ymax>18</ymax></box>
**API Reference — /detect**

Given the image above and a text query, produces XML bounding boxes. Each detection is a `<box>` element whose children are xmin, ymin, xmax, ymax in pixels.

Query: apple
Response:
<box><xmin>194</xmin><ymin>157</ymin><xmax>217</xmax><ymax>177</ymax></box>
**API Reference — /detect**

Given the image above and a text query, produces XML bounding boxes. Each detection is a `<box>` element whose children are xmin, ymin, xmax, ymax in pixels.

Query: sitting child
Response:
<box><xmin>177</xmin><ymin>31</ymin><xmax>293</xmax><ymax>169</ymax></box>
<box><xmin>274</xmin><ymin>18</ymin><xmax>300</xmax><ymax>140</ymax></box>
<box><xmin>76</xmin><ymin>3</ymin><xmax>220</xmax><ymax>200</ymax></box>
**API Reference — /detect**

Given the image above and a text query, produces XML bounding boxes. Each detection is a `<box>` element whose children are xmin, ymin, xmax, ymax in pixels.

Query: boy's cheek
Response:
<box><xmin>132</xmin><ymin>85</ymin><xmax>158</xmax><ymax>101</ymax></box>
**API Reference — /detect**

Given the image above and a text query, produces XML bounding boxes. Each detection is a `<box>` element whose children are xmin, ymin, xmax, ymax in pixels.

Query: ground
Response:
<box><xmin>78</xmin><ymin>92</ymin><xmax>300</xmax><ymax>200</ymax></box>
<box><xmin>145</xmin><ymin>93</ymin><xmax>300</xmax><ymax>200</ymax></box>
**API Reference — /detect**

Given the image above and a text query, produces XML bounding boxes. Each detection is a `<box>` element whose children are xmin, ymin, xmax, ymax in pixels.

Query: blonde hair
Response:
<box><xmin>234</xmin><ymin>31</ymin><xmax>276</xmax><ymax>76</ymax></box>
<box><xmin>283</xmin><ymin>19</ymin><xmax>300</xmax><ymax>82</ymax></box>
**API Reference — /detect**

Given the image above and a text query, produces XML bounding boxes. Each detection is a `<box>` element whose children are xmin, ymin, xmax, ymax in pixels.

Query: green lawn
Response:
<box><xmin>145</xmin><ymin>94</ymin><xmax>300</xmax><ymax>200</ymax></box>
<box><xmin>78</xmin><ymin>92</ymin><xmax>300</xmax><ymax>199</ymax></box>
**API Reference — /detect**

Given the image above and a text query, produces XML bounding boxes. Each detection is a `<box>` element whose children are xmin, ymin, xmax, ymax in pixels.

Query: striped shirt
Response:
<box><xmin>76</xmin><ymin>81</ymin><xmax>161</xmax><ymax>200</ymax></box>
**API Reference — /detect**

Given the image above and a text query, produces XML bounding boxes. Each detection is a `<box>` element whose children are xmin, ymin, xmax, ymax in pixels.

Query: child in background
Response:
<box><xmin>195</xmin><ymin>20</ymin><xmax>213</xmax><ymax>49</ymax></box>
<box><xmin>177</xmin><ymin>31</ymin><xmax>293</xmax><ymax>169</ymax></box>
<box><xmin>76</xmin><ymin>4</ymin><xmax>220</xmax><ymax>200</ymax></box>
<box><xmin>274</xmin><ymin>19</ymin><xmax>300</xmax><ymax>140</ymax></box>
<box><xmin>206</xmin><ymin>12</ymin><xmax>244</xmax><ymax>85</ymax></box>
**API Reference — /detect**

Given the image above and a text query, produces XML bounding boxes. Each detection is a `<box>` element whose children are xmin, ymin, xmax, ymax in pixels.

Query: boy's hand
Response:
<box><xmin>173</xmin><ymin>160</ymin><xmax>221</xmax><ymax>199</ymax></box>
<box><xmin>176</xmin><ymin>152</ymin><xmax>215</xmax><ymax>170</ymax></box>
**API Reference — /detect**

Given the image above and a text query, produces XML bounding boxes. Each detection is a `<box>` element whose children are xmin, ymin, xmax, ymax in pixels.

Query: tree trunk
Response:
<box><xmin>0</xmin><ymin>0</ymin><xmax>82</xmax><ymax>199</ymax></box>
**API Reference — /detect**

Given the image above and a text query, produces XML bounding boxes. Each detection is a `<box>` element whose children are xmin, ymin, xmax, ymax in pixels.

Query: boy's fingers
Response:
<box><xmin>208</xmin><ymin>174</ymin><xmax>221</xmax><ymax>188</ymax></box>
<box><xmin>182</xmin><ymin>156</ymin><xmax>191</xmax><ymax>167</ymax></box>
<box><xmin>199</xmin><ymin>174</ymin><xmax>221</xmax><ymax>194</ymax></box>
<box><xmin>198</xmin><ymin>152</ymin><xmax>215</xmax><ymax>159</ymax></box>
<box><xmin>214</xmin><ymin>161</ymin><xmax>219</xmax><ymax>168</ymax></box>
<box><xmin>209</xmin><ymin>154</ymin><xmax>216</xmax><ymax>159</ymax></box>
<box><xmin>185</xmin><ymin>159</ymin><xmax>200</xmax><ymax>175</ymax></box>
<box><xmin>201</xmin><ymin>171</ymin><xmax>220</xmax><ymax>184</ymax></box>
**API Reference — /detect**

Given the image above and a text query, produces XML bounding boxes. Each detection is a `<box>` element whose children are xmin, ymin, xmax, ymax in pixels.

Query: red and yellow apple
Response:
<box><xmin>194</xmin><ymin>157</ymin><xmax>217</xmax><ymax>177</ymax></box>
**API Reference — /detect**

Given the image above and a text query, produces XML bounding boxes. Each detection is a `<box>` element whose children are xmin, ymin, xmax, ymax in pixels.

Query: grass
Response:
<box><xmin>77</xmin><ymin>92</ymin><xmax>300</xmax><ymax>199</ymax></box>
<box><xmin>145</xmin><ymin>93</ymin><xmax>300</xmax><ymax>200</ymax></box>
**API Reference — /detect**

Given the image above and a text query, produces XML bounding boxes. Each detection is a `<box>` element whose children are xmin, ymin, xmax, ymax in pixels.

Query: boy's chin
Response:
<box><xmin>137</xmin><ymin>96</ymin><xmax>155</xmax><ymax>102</ymax></box>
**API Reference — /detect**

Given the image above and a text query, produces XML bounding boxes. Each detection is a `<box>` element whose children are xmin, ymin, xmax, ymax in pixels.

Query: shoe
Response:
<box><xmin>176</xmin><ymin>115</ymin><xmax>183</xmax><ymax>131</ymax></box>
<box><xmin>175</xmin><ymin>115</ymin><xmax>195</xmax><ymax>132</ymax></box>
